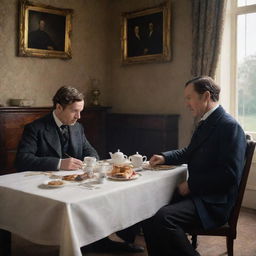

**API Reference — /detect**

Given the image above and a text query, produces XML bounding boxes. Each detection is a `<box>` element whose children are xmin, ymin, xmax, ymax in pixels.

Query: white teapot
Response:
<box><xmin>109</xmin><ymin>149</ymin><xmax>128</xmax><ymax>165</ymax></box>
<box><xmin>129</xmin><ymin>152</ymin><xmax>147</xmax><ymax>168</ymax></box>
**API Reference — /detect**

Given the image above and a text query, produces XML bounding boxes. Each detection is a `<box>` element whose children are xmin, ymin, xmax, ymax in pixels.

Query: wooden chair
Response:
<box><xmin>189</xmin><ymin>135</ymin><xmax>256</xmax><ymax>256</ymax></box>
<box><xmin>0</xmin><ymin>229</ymin><xmax>11</xmax><ymax>256</ymax></box>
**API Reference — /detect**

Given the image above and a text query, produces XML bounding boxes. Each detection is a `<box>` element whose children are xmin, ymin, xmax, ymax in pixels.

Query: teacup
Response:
<box><xmin>84</xmin><ymin>156</ymin><xmax>97</xmax><ymax>167</ymax></box>
<box><xmin>129</xmin><ymin>152</ymin><xmax>147</xmax><ymax>168</ymax></box>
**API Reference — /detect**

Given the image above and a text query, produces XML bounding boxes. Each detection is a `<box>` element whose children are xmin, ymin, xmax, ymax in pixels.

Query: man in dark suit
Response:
<box><xmin>15</xmin><ymin>86</ymin><xmax>144</xmax><ymax>253</ymax></box>
<box><xmin>16</xmin><ymin>86</ymin><xmax>98</xmax><ymax>172</ymax></box>
<box><xmin>143</xmin><ymin>76</ymin><xmax>247</xmax><ymax>256</ymax></box>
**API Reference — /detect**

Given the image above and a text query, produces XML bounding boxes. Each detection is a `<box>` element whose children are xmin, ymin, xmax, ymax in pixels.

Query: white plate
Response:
<box><xmin>142</xmin><ymin>164</ymin><xmax>176</xmax><ymax>170</ymax></box>
<box><xmin>43</xmin><ymin>180</ymin><xmax>66</xmax><ymax>188</ymax></box>
<box><xmin>107</xmin><ymin>173</ymin><xmax>139</xmax><ymax>181</ymax></box>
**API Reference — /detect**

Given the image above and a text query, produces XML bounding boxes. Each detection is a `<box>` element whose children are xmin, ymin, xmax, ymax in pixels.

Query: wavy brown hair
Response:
<box><xmin>52</xmin><ymin>86</ymin><xmax>84</xmax><ymax>109</ymax></box>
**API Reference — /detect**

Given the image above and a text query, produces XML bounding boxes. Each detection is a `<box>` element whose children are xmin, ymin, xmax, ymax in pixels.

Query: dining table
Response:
<box><xmin>0</xmin><ymin>164</ymin><xmax>187</xmax><ymax>256</ymax></box>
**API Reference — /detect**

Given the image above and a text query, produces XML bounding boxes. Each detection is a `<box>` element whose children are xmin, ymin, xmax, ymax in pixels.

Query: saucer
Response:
<box><xmin>107</xmin><ymin>173</ymin><xmax>139</xmax><ymax>181</ymax></box>
<box><xmin>43</xmin><ymin>179</ymin><xmax>66</xmax><ymax>188</ymax></box>
<box><xmin>142</xmin><ymin>164</ymin><xmax>176</xmax><ymax>171</ymax></box>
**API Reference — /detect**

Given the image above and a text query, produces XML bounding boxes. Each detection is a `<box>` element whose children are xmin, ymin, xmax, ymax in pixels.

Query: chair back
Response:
<box><xmin>228</xmin><ymin>135</ymin><xmax>256</xmax><ymax>235</ymax></box>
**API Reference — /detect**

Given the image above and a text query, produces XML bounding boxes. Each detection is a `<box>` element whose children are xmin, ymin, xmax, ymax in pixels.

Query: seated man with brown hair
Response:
<box><xmin>143</xmin><ymin>76</ymin><xmax>246</xmax><ymax>256</ymax></box>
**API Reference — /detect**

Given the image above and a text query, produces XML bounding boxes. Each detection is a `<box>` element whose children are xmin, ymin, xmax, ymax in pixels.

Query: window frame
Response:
<box><xmin>217</xmin><ymin>0</ymin><xmax>256</xmax><ymax>140</ymax></box>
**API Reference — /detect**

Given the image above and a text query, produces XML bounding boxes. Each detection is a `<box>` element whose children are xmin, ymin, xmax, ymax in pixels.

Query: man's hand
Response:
<box><xmin>149</xmin><ymin>154</ymin><xmax>165</xmax><ymax>167</ymax></box>
<box><xmin>60</xmin><ymin>158</ymin><xmax>83</xmax><ymax>170</ymax></box>
<box><xmin>178</xmin><ymin>181</ymin><xmax>190</xmax><ymax>196</ymax></box>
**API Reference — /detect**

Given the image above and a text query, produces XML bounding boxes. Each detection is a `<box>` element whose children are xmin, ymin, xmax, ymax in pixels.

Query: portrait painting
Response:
<box><xmin>19</xmin><ymin>0</ymin><xmax>73</xmax><ymax>59</ymax></box>
<box><xmin>121</xmin><ymin>1</ymin><xmax>171</xmax><ymax>64</ymax></box>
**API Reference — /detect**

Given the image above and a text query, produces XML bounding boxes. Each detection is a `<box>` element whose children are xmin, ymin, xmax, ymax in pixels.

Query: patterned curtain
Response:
<box><xmin>191</xmin><ymin>0</ymin><xmax>227</xmax><ymax>78</ymax></box>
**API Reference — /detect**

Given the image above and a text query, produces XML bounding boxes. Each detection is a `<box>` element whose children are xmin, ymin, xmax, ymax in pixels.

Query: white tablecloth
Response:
<box><xmin>0</xmin><ymin>165</ymin><xmax>187</xmax><ymax>256</ymax></box>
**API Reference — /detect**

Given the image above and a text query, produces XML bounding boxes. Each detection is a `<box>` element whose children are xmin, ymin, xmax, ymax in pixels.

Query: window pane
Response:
<box><xmin>238</xmin><ymin>0</ymin><xmax>256</xmax><ymax>7</ymax></box>
<box><xmin>237</xmin><ymin>13</ymin><xmax>256</xmax><ymax>131</ymax></box>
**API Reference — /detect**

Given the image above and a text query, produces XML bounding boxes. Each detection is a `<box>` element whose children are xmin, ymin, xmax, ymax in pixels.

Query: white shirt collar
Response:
<box><xmin>200</xmin><ymin>104</ymin><xmax>219</xmax><ymax>121</ymax></box>
<box><xmin>52</xmin><ymin>111</ymin><xmax>63</xmax><ymax>128</ymax></box>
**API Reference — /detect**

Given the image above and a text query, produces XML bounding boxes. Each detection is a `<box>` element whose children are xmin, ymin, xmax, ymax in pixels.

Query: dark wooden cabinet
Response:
<box><xmin>107</xmin><ymin>114</ymin><xmax>179</xmax><ymax>159</ymax></box>
<box><xmin>0</xmin><ymin>107</ymin><xmax>51</xmax><ymax>174</ymax></box>
<box><xmin>0</xmin><ymin>106</ymin><xmax>110</xmax><ymax>174</ymax></box>
<box><xmin>80</xmin><ymin>106</ymin><xmax>110</xmax><ymax>159</ymax></box>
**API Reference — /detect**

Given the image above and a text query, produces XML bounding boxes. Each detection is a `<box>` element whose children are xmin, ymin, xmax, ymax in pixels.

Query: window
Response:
<box><xmin>218</xmin><ymin>0</ymin><xmax>256</xmax><ymax>136</ymax></box>
<box><xmin>238</xmin><ymin>0</ymin><xmax>256</xmax><ymax>7</ymax></box>
<box><xmin>237</xmin><ymin>10</ymin><xmax>256</xmax><ymax>131</ymax></box>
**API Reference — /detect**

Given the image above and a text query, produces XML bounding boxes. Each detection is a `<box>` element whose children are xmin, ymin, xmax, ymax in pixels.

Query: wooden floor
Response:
<box><xmin>12</xmin><ymin>208</ymin><xmax>256</xmax><ymax>256</ymax></box>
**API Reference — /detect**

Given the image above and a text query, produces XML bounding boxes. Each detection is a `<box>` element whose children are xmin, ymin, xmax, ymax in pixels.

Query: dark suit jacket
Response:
<box><xmin>15</xmin><ymin>113</ymin><xmax>99</xmax><ymax>172</ymax></box>
<box><xmin>162</xmin><ymin>106</ymin><xmax>246</xmax><ymax>230</ymax></box>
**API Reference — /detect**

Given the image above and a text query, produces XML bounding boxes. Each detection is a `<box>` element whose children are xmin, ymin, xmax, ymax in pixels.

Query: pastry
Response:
<box><xmin>75</xmin><ymin>173</ymin><xmax>90</xmax><ymax>181</ymax></box>
<box><xmin>62</xmin><ymin>174</ymin><xmax>78</xmax><ymax>181</ymax></box>
<box><xmin>48</xmin><ymin>180</ymin><xmax>64</xmax><ymax>186</ymax></box>
<box><xmin>110</xmin><ymin>165</ymin><xmax>135</xmax><ymax>179</ymax></box>
<box><xmin>62</xmin><ymin>173</ymin><xmax>90</xmax><ymax>181</ymax></box>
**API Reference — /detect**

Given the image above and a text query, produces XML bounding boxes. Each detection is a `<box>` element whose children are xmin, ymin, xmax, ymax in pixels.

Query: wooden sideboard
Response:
<box><xmin>80</xmin><ymin>106</ymin><xmax>110</xmax><ymax>159</ymax></box>
<box><xmin>0</xmin><ymin>106</ymin><xmax>110</xmax><ymax>174</ymax></box>
<box><xmin>0</xmin><ymin>107</ymin><xmax>179</xmax><ymax>175</ymax></box>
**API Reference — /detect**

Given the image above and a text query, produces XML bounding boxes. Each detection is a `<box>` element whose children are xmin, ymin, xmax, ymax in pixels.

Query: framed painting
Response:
<box><xmin>121</xmin><ymin>1</ymin><xmax>171</xmax><ymax>65</ymax></box>
<box><xmin>19</xmin><ymin>0</ymin><xmax>73</xmax><ymax>59</ymax></box>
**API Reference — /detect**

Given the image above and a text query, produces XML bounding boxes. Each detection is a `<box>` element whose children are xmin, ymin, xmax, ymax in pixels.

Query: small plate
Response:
<box><xmin>142</xmin><ymin>164</ymin><xmax>176</xmax><ymax>171</ymax></box>
<box><xmin>43</xmin><ymin>179</ymin><xmax>66</xmax><ymax>188</ymax></box>
<box><xmin>107</xmin><ymin>173</ymin><xmax>139</xmax><ymax>181</ymax></box>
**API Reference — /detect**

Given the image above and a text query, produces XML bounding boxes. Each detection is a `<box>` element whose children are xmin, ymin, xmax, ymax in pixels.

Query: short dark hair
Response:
<box><xmin>52</xmin><ymin>86</ymin><xmax>84</xmax><ymax>109</ymax></box>
<box><xmin>185</xmin><ymin>76</ymin><xmax>220</xmax><ymax>102</ymax></box>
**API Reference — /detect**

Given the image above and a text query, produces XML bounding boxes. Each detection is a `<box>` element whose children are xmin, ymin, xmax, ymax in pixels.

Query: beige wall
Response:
<box><xmin>0</xmin><ymin>1</ymin><xmax>255</xmax><ymax>209</ymax></box>
<box><xmin>106</xmin><ymin>0</ymin><xmax>194</xmax><ymax>147</ymax></box>
<box><xmin>0</xmin><ymin>0</ymin><xmax>110</xmax><ymax>107</ymax></box>
<box><xmin>0</xmin><ymin>0</ymin><xmax>194</xmax><ymax>147</ymax></box>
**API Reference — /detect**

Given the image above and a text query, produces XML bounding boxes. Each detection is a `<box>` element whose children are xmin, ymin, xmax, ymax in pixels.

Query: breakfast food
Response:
<box><xmin>48</xmin><ymin>180</ymin><xmax>64</xmax><ymax>186</ymax></box>
<box><xmin>62</xmin><ymin>173</ymin><xmax>90</xmax><ymax>181</ymax></box>
<box><xmin>109</xmin><ymin>165</ymin><xmax>135</xmax><ymax>179</ymax></box>
<box><xmin>75</xmin><ymin>173</ymin><xmax>90</xmax><ymax>181</ymax></box>
<box><xmin>62</xmin><ymin>174</ymin><xmax>78</xmax><ymax>181</ymax></box>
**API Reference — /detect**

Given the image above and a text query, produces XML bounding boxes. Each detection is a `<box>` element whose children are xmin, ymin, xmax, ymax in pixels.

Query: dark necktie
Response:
<box><xmin>60</xmin><ymin>125</ymin><xmax>69</xmax><ymax>143</ymax></box>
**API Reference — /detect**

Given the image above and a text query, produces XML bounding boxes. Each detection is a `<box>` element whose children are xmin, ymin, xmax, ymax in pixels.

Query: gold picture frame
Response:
<box><xmin>19</xmin><ymin>0</ymin><xmax>73</xmax><ymax>59</ymax></box>
<box><xmin>121</xmin><ymin>1</ymin><xmax>171</xmax><ymax>65</ymax></box>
